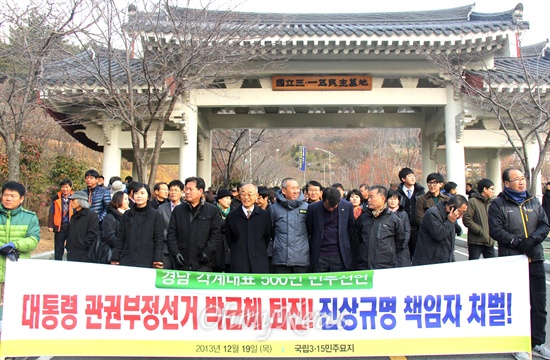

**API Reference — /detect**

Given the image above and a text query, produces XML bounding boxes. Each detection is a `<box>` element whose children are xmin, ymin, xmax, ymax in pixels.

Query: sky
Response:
<box><xmin>188</xmin><ymin>0</ymin><xmax>550</xmax><ymax>46</ymax></box>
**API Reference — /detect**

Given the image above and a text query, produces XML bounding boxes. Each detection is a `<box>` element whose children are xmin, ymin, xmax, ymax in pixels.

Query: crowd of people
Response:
<box><xmin>0</xmin><ymin>166</ymin><xmax>549</xmax><ymax>359</ymax></box>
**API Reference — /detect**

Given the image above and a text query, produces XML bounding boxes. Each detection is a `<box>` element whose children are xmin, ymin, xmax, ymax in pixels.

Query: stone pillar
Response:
<box><xmin>102</xmin><ymin>122</ymin><xmax>122</xmax><ymax>181</ymax></box>
<box><xmin>197</xmin><ymin>131</ymin><xmax>212</xmax><ymax>186</ymax></box>
<box><xmin>421</xmin><ymin>129</ymin><xmax>437</xmax><ymax>181</ymax></box>
<box><xmin>486</xmin><ymin>149</ymin><xmax>502</xmax><ymax>192</ymax></box>
<box><xmin>179</xmin><ymin>104</ymin><xmax>198</xmax><ymax>181</ymax></box>
<box><xmin>525</xmin><ymin>138</ymin><xmax>542</xmax><ymax>199</ymax></box>
<box><xmin>444</xmin><ymin>86</ymin><xmax>466</xmax><ymax>197</ymax></box>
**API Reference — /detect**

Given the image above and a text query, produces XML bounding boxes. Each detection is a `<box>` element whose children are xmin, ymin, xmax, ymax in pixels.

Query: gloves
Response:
<box><xmin>175</xmin><ymin>253</ymin><xmax>185</xmax><ymax>267</ymax></box>
<box><xmin>517</xmin><ymin>237</ymin><xmax>536</xmax><ymax>254</ymax></box>
<box><xmin>509</xmin><ymin>237</ymin><xmax>521</xmax><ymax>249</ymax></box>
<box><xmin>0</xmin><ymin>242</ymin><xmax>19</xmax><ymax>262</ymax></box>
<box><xmin>200</xmin><ymin>253</ymin><xmax>209</xmax><ymax>263</ymax></box>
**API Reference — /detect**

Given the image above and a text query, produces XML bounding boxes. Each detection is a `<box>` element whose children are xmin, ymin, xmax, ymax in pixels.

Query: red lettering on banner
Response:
<box><xmin>160</xmin><ymin>296</ymin><xmax>179</xmax><ymax>330</ymax></box>
<box><xmin>22</xmin><ymin>294</ymin><xmax>40</xmax><ymax>329</ymax></box>
<box><xmin>104</xmin><ymin>295</ymin><xmax>122</xmax><ymax>329</ymax></box>
<box><xmin>22</xmin><ymin>294</ymin><xmax>78</xmax><ymax>330</ymax></box>
<box><xmin>288</xmin><ymin>297</ymin><xmax>313</xmax><ymax>330</ymax></box>
<box><xmin>269</xmin><ymin>298</ymin><xmax>314</xmax><ymax>330</ymax></box>
<box><xmin>225</xmin><ymin>297</ymin><xmax>243</xmax><ymax>330</ymax></box>
<box><xmin>270</xmin><ymin>298</ymin><xmax>288</xmax><ymax>329</ymax></box>
<box><xmin>85</xmin><ymin>295</ymin><xmax>103</xmax><ymax>329</ymax></box>
<box><xmin>243</xmin><ymin>297</ymin><xmax>262</xmax><ymax>330</ymax></box>
<box><xmin>205</xmin><ymin>296</ymin><xmax>224</xmax><ymax>329</ymax></box>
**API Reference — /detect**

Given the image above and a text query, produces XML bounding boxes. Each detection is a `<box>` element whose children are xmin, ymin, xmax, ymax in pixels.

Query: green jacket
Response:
<box><xmin>463</xmin><ymin>192</ymin><xmax>494</xmax><ymax>247</ymax></box>
<box><xmin>0</xmin><ymin>204</ymin><xmax>40</xmax><ymax>282</ymax></box>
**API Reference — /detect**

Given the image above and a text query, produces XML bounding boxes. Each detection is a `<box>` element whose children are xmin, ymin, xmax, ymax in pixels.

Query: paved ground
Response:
<box><xmin>3</xmin><ymin>240</ymin><xmax>550</xmax><ymax>360</ymax></box>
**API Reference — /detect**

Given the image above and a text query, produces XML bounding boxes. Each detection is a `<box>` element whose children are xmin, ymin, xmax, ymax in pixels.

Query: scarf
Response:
<box><xmin>353</xmin><ymin>206</ymin><xmax>363</xmax><ymax>220</ymax></box>
<box><xmin>503</xmin><ymin>187</ymin><xmax>527</xmax><ymax>204</ymax></box>
<box><xmin>372</xmin><ymin>203</ymin><xmax>387</xmax><ymax>218</ymax></box>
<box><xmin>217</xmin><ymin>204</ymin><xmax>230</xmax><ymax>219</ymax></box>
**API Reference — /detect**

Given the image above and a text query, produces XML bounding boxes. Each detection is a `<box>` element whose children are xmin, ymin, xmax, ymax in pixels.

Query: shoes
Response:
<box><xmin>513</xmin><ymin>352</ymin><xmax>530</xmax><ymax>360</ymax></box>
<box><xmin>533</xmin><ymin>344</ymin><xmax>550</xmax><ymax>359</ymax></box>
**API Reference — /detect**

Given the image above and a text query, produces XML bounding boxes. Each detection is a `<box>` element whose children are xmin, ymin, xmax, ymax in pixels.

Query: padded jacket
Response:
<box><xmin>488</xmin><ymin>191</ymin><xmax>549</xmax><ymax>262</ymax></box>
<box><xmin>357</xmin><ymin>207</ymin><xmax>405</xmax><ymax>270</ymax></box>
<box><xmin>269</xmin><ymin>190</ymin><xmax>309</xmax><ymax>267</ymax></box>
<box><xmin>0</xmin><ymin>205</ymin><xmax>40</xmax><ymax>282</ymax></box>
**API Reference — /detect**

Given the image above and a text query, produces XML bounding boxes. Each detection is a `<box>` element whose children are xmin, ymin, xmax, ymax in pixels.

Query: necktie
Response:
<box><xmin>246</xmin><ymin>210</ymin><xmax>251</xmax><ymax>219</ymax></box>
<box><xmin>407</xmin><ymin>189</ymin><xmax>412</xmax><ymax>199</ymax></box>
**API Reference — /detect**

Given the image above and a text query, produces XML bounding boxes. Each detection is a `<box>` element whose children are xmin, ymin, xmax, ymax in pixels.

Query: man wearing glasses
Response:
<box><xmin>489</xmin><ymin>169</ymin><xmax>550</xmax><ymax>360</ymax></box>
<box><xmin>416</xmin><ymin>172</ymin><xmax>449</xmax><ymax>225</ymax></box>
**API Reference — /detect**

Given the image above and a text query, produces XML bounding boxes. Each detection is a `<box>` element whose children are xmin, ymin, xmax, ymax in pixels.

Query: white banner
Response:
<box><xmin>0</xmin><ymin>256</ymin><xmax>531</xmax><ymax>357</ymax></box>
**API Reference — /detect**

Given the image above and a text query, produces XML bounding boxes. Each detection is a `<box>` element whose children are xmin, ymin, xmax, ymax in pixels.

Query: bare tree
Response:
<box><xmin>0</xmin><ymin>0</ymin><xmax>93</xmax><ymax>181</ymax></box>
<box><xmin>41</xmin><ymin>0</ymin><xmax>285</xmax><ymax>187</ymax></box>
<box><xmin>212</xmin><ymin>128</ymin><xmax>290</xmax><ymax>187</ymax></box>
<box><xmin>423</xmin><ymin>41</ymin><xmax>550</xmax><ymax>194</ymax></box>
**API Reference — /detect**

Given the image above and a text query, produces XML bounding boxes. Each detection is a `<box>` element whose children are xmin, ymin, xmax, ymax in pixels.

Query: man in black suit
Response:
<box><xmin>225</xmin><ymin>183</ymin><xmax>272</xmax><ymax>274</ymax></box>
<box><xmin>306</xmin><ymin>187</ymin><xmax>354</xmax><ymax>272</ymax></box>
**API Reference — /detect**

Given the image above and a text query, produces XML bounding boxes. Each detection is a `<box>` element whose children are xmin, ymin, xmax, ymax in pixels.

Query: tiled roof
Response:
<box><xmin>130</xmin><ymin>4</ymin><xmax>527</xmax><ymax>39</ymax></box>
<box><xmin>467</xmin><ymin>42</ymin><xmax>550</xmax><ymax>85</ymax></box>
<box><xmin>42</xmin><ymin>48</ymin><xmax>146</xmax><ymax>87</ymax></box>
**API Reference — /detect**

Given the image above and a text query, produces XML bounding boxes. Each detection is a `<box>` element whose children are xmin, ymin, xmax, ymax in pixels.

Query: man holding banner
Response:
<box><xmin>489</xmin><ymin>168</ymin><xmax>550</xmax><ymax>360</ymax></box>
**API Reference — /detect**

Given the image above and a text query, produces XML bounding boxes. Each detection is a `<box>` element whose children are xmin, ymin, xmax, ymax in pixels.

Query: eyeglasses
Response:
<box><xmin>427</xmin><ymin>181</ymin><xmax>440</xmax><ymax>186</ymax></box>
<box><xmin>508</xmin><ymin>177</ymin><xmax>526</xmax><ymax>183</ymax></box>
<box><xmin>240</xmin><ymin>193</ymin><xmax>257</xmax><ymax>198</ymax></box>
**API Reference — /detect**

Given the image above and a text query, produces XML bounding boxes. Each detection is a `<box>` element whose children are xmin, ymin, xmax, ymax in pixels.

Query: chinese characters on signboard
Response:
<box><xmin>272</xmin><ymin>75</ymin><xmax>373</xmax><ymax>91</ymax></box>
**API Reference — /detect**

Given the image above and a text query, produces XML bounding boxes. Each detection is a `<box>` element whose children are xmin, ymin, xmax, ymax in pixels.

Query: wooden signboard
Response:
<box><xmin>272</xmin><ymin>75</ymin><xmax>373</xmax><ymax>91</ymax></box>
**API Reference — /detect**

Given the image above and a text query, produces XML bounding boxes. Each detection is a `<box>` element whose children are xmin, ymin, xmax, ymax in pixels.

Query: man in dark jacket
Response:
<box><xmin>225</xmin><ymin>184</ymin><xmax>272</xmax><ymax>273</ymax></box>
<box><xmin>542</xmin><ymin>181</ymin><xmax>550</xmax><ymax>222</ymax></box>
<box><xmin>66</xmin><ymin>191</ymin><xmax>99</xmax><ymax>262</ymax></box>
<box><xmin>462</xmin><ymin>178</ymin><xmax>496</xmax><ymax>260</ymax></box>
<box><xmin>489</xmin><ymin>169</ymin><xmax>550</xmax><ymax>360</ymax></box>
<box><xmin>412</xmin><ymin>195</ymin><xmax>468</xmax><ymax>266</ymax></box>
<box><xmin>167</xmin><ymin>177</ymin><xmax>222</xmax><ymax>271</ymax></box>
<box><xmin>306</xmin><ymin>187</ymin><xmax>354</xmax><ymax>272</ymax></box>
<box><xmin>396</xmin><ymin>167</ymin><xmax>425</xmax><ymax>259</ymax></box>
<box><xmin>416</xmin><ymin>172</ymin><xmax>450</xmax><ymax>225</ymax></box>
<box><xmin>82</xmin><ymin>169</ymin><xmax>111</xmax><ymax>224</ymax></box>
<box><xmin>357</xmin><ymin>185</ymin><xmax>405</xmax><ymax>270</ymax></box>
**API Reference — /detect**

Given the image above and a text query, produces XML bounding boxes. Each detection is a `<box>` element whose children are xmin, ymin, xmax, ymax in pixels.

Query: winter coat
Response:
<box><xmin>357</xmin><ymin>207</ymin><xmax>405</xmax><ymax>270</ymax></box>
<box><xmin>111</xmin><ymin>203</ymin><xmax>164</xmax><ymax>268</ymax></box>
<box><xmin>412</xmin><ymin>202</ymin><xmax>456</xmax><ymax>266</ymax></box>
<box><xmin>542</xmin><ymin>189</ymin><xmax>550</xmax><ymax>223</ymax></box>
<box><xmin>101</xmin><ymin>205</ymin><xmax>123</xmax><ymax>248</ymax></box>
<box><xmin>397</xmin><ymin>183</ymin><xmax>425</xmax><ymax>229</ymax></box>
<box><xmin>393</xmin><ymin>209</ymin><xmax>412</xmax><ymax>267</ymax></box>
<box><xmin>47</xmin><ymin>190</ymin><xmax>74</xmax><ymax>231</ymax></box>
<box><xmin>83</xmin><ymin>186</ymin><xmax>111</xmax><ymax>222</ymax></box>
<box><xmin>462</xmin><ymin>192</ymin><xmax>494</xmax><ymax>247</ymax></box>
<box><xmin>269</xmin><ymin>190</ymin><xmax>309</xmax><ymax>267</ymax></box>
<box><xmin>225</xmin><ymin>205</ymin><xmax>272</xmax><ymax>273</ymax></box>
<box><xmin>349</xmin><ymin>206</ymin><xmax>364</xmax><ymax>270</ymax></box>
<box><xmin>306</xmin><ymin>199</ymin><xmax>354</xmax><ymax>270</ymax></box>
<box><xmin>0</xmin><ymin>204</ymin><xmax>40</xmax><ymax>282</ymax></box>
<box><xmin>166</xmin><ymin>200</ymin><xmax>223</xmax><ymax>271</ymax></box>
<box><xmin>488</xmin><ymin>191</ymin><xmax>549</xmax><ymax>262</ymax></box>
<box><xmin>66</xmin><ymin>208</ymin><xmax>99</xmax><ymax>262</ymax></box>
<box><xmin>416</xmin><ymin>191</ymin><xmax>450</xmax><ymax>225</ymax></box>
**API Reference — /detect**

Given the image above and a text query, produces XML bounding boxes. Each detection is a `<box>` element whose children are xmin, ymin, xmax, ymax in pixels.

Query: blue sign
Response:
<box><xmin>299</xmin><ymin>146</ymin><xmax>306</xmax><ymax>172</ymax></box>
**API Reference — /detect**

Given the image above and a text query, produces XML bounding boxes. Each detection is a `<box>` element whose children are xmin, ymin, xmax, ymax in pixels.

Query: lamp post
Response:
<box><xmin>315</xmin><ymin>147</ymin><xmax>336</xmax><ymax>185</ymax></box>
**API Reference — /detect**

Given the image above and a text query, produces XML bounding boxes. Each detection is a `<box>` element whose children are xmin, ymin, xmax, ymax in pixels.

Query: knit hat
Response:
<box><xmin>68</xmin><ymin>191</ymin><xmax>88</xmax><ymax>201</ymax></box>
<box><xmin>110</xmin><ymin>180</ymin><xmax>126</xmax><ymax>195</ymax></box>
